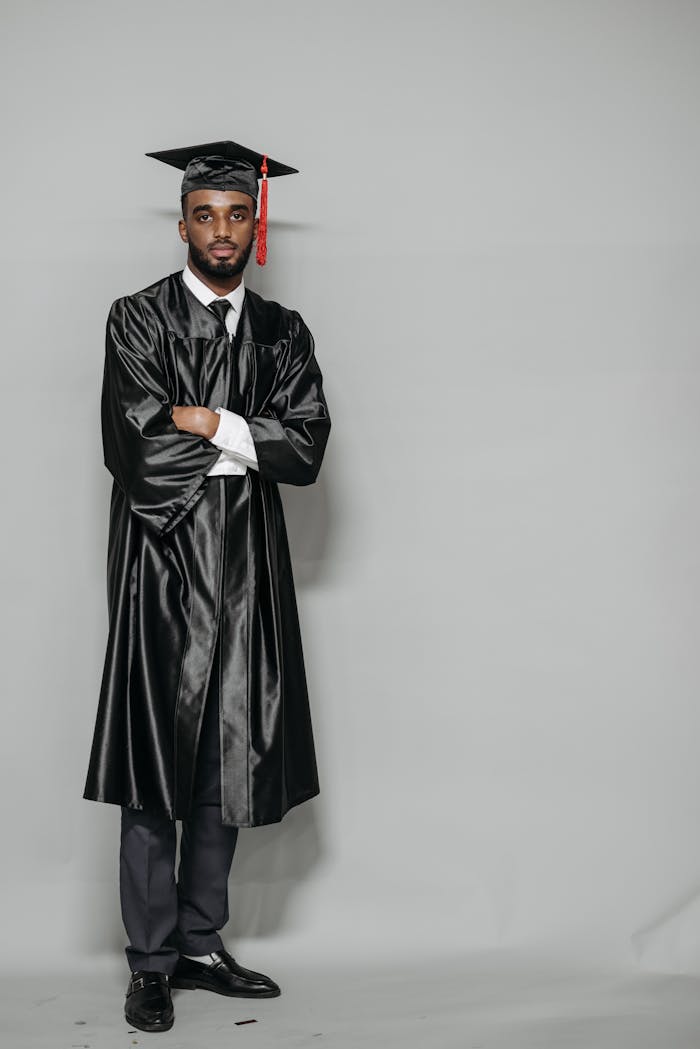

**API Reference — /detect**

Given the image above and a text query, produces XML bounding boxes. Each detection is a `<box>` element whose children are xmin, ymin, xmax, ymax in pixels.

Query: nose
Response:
<box><xmin>212</xmin><ymin>215</ymin><xmax>232</xmax><ymax>240</ymax></box>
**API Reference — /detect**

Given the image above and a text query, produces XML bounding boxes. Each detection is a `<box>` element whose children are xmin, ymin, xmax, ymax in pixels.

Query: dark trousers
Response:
<box><xmin>119</xmin><ymin>631</ymin><xmax>239</xmax><ymax>975</ymax></box>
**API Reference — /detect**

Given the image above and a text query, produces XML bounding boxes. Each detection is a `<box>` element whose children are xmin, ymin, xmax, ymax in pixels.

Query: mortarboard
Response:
<box><xmin>146</xmin><ymin>140</ymin><xmax>299</xmax><ymax>266</ymax></box>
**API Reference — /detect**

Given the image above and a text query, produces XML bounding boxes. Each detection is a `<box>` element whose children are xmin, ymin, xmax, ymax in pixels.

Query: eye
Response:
<box><xmin>231</xmin><ymin>212</ymin><xmax>244</xmax><ymax>221</ymax></box>
<box><xmin>197</xmin><ymin>213</ymin><xmax>212</xmax><ymax>222</ymax></box>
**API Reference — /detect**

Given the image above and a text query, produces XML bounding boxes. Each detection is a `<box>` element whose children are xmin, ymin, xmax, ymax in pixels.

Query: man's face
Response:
<box><xmin>178</xmin><ymin>189</ymin><xmax>258</xmax><ymax>280</ymax></box>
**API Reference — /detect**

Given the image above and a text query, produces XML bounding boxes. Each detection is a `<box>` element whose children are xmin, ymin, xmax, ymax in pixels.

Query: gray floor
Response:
<box><xmin>4</xmin><ymin>952</ymin><xmax>700</xmax><ymax>1048</ymax></box>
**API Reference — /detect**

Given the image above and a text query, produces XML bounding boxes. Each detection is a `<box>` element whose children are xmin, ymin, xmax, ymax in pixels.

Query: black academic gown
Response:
<box><xmin>82</xmin><ymin>272</ymin><xmax>331</xmax><ymax>827</ymax></box>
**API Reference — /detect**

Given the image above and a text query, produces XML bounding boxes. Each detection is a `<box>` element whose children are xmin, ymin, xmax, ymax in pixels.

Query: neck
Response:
<box><xmin>187</xmin><ymin>256</ymin><xmax>243</xmax><ymax>297</ymax></box>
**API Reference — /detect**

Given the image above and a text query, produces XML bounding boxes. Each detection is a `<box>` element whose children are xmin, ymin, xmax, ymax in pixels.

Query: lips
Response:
<box><xmin>210</xmin><ymin>244</ymin><xmax>235</xmax><ymax>258</ymax></box>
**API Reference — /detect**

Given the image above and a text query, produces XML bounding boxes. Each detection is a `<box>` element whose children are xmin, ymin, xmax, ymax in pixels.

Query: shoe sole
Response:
<box><xmin>170</xmin><ymin>977</ymin><xmax>280</xmax><ymax>998</ymax></box>
<box><xmin>124</xmin><ymin>1011</ymin><xmax>174</xmax><ymax>1033</ymax></box>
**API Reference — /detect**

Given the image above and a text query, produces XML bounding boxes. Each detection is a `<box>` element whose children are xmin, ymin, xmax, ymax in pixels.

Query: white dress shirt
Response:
<box><xmin>181</xmin><ymin>264</ymin><xmax>259</xmax><ymax>476</ymax></box>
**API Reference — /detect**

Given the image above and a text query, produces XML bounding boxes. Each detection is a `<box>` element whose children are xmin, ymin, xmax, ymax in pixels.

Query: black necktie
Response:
<box><xmin>208</xmin><ymin>298</ymin><xmax>232</xmax><ymax>330</ymax></box>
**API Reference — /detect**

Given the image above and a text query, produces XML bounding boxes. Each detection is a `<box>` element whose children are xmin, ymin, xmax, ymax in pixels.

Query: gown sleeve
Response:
<box><xmin>101</xmin><ymin>295</ymin><xmax>223</xmax><ymax>535</ymax></box>
<box><xmin>245</xmin><ymin>311</ymin><xmax>331</xmax><ymax>485</ymax></box>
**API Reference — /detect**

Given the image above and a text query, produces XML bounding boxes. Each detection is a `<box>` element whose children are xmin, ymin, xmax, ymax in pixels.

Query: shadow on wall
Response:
<box><xmin>226</xmin><ymin>802</ymin><xmax>322</xmax><ymax>938</ymax></box>
<box><xmin>280</xmin><ymin>477</ymin><xmax>334</xmax><ymax>587</ymax></box>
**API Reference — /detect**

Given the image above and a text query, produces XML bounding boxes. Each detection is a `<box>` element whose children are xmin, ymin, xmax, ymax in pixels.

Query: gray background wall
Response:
<box><xmin>1</xmin><ymin>0</ymin><xmax>699</xmax><ymax>975</ymax></box>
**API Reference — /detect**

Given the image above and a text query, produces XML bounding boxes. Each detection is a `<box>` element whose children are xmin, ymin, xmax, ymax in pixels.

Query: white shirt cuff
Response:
<box><xmin>211</xmin><ymin>407</ymin><xmax>259</xmax><ymax>469</ymax></box>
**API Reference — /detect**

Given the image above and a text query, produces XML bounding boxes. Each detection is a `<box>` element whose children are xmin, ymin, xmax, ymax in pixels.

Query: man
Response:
<box><xmin>82</xmin><ymin>140</ymin><xmax>331</xmax><ymax>1034</ymax></box>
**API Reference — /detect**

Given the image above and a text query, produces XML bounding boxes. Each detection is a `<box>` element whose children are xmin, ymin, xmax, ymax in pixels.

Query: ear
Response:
<box><xmin>178</xmin><ymin>218</ymin><xmax>188</xmax><ymax>244</ymax></box>
<box><xmin>253</xmin><ymin>215</ymin><xmax>259</xmax><ymax>240</ymax></box>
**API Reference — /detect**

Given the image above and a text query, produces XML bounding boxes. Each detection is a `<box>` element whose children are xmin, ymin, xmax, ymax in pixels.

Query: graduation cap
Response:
<box><xmin>146</xmin><ymin>140</ymin><xmax>299</xmax><ymax>266</ymax></box>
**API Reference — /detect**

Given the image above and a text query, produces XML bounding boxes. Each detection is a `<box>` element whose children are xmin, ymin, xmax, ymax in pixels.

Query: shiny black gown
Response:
<box><xmin>82</xmin><ymin>271</ymin><xmax>331</xmax><ymax>826</ymax></box>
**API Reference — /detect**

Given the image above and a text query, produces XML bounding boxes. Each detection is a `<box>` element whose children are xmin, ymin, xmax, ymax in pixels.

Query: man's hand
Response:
<box><xmin>171</xmin><ymin>405</ymin><xmax>220</xmax><ymax>441</ymax></box>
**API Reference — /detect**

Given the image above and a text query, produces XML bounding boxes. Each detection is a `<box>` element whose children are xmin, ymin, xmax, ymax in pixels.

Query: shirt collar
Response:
<box><xmin>182</xmin><ymin>263</ymin><xmax>245</xmax><ymax>313</ymax></box>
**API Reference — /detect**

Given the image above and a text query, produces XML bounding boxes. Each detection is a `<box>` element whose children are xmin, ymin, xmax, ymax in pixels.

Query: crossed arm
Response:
<box><xmin>102</xmin><ymin>295</ymin><xmax>331</xmax><ymax>535</ymax></box>
<box><xmin>171</xmin><ymin>405</ymin><xmax>257</xmax><ymax>471</ymax></box>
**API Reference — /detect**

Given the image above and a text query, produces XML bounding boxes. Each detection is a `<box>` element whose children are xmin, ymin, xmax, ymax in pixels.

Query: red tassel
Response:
<box><xmin>256</xmin><ymin>154</ymin><xmax>268</xmax><ymax>266</ymax></box>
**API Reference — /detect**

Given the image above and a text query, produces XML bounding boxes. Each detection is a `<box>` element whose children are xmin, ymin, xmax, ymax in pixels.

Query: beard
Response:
<box><xmin>189</xmin><ymin>235</ymin><xmax>254</xmax><ymax>279</ymax></box>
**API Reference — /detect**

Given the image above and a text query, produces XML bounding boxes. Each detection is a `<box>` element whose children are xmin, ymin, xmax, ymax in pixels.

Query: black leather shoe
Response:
<box><xmin>171</xmin><ymin>948</ymin><xmax>281</xmax><ymax>997</ymax></box>
<box><xmin>124</xmin><ymin>970</ymin><xmax>174</xmax><ymax>1033</ymax></box>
